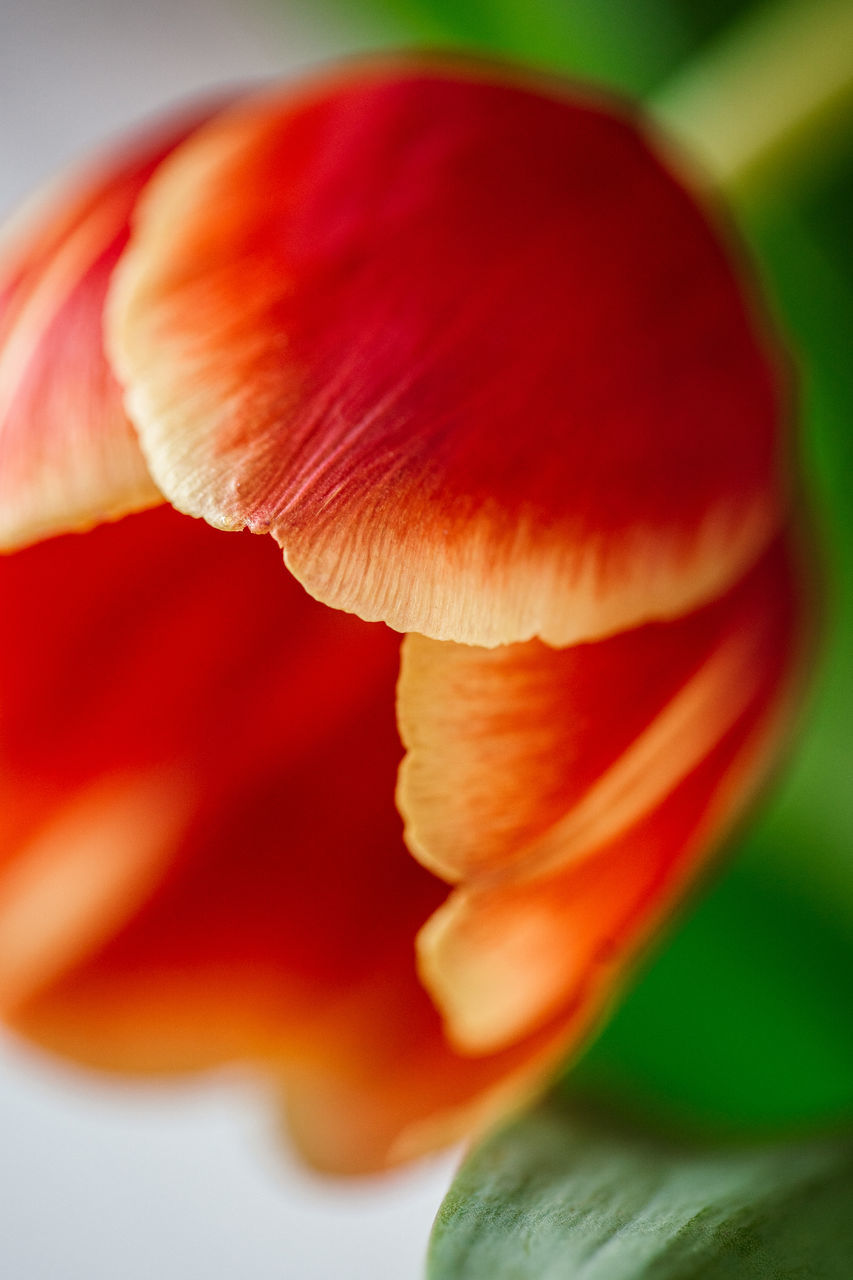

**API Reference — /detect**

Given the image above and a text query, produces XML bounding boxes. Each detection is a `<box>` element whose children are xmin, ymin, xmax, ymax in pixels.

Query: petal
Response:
<box><xmin>417</xmin><ymin>707</ymin><xmax>786</xmax><ymax>1057</ymax></box>
<box><xmin>275</xmin><ymin>976</ymin><xmax>580</xmax><ymax>1174</ymax></box>
<box><xmin>0</xmin><ymin>772</ymin><xmax>195</xmax><ymax>1011</ymax></box>
<box><xmin>0</xmin><ymin>510</ymin><xmax>409</xmax><ymax>1136</ymax></box>
<box><xmin>109</xmin><ymin>59</ymin><xmax>786</xmax><ymax>646</ymax></box>
<box><xmin>399</xmin><ymin>538</ymin><xmax>800</xmax><ymax>1053</ymax></box>
<box><xmin>398</xmin><ymin>537</ymin><xmax>799</xmax><ymax>885</ymax></box>
<box><xmin>0</xmin><ymin>507</ymin><xmax>580</xmax><ymax>1173</ymax></box>
<box><xmin>0</xmin><ymin>100</ymin><xmax>228</xmax><ymax>550</ymax></box>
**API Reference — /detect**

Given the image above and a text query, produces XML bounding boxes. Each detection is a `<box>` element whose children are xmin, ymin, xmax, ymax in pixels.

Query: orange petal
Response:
<box><xmin>109</xmin><ymin>58</ymin><xmax>787</xmax><ymax>647</ymax></box>
<box><xmin>0</xmin><ymin>100</ymin><xmax>228</xmax><ymax>550</ymax></box>
<box><xmin>0</xmin><ymin>506</ymin><xmax>579</xmax><ymax>1173</ymax></box>
<box><xmin>398</xmin><ymin>537</ymin><xmax>798</xmax><ymax>885</ymax></box>
<box><xmin>399</xmin><ymin>538</ymin><xmax>800</xmax><ymax>1053</ymax></box>
<box><xmin>275</xmin><ymin>970</ymin><xmax>584</xmax><ymax>1174</ymax></box>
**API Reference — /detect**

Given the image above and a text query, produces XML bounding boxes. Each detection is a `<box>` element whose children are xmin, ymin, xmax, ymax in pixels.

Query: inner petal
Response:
<box><xmin>398</xmin><ymin>537</ymin><xmax>799</xmax><ymax>885</ymax></box>
<box><xmin>401</xmin><ymin>537</ymin><xmax>801</xmax><ymax>1052</ymax></box>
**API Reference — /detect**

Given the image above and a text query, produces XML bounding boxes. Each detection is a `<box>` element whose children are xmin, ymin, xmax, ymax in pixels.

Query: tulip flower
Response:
<box><xmin>0</xmin><ymin>57</ymin><xmax>800</xmax><ymax>1174</ymax></box>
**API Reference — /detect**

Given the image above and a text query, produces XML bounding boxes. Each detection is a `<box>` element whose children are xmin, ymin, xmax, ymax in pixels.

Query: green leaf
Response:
<box><xmin>428</xmin><ymin>1101</ymin><xmax>853</xmax><ymax>1278</ymax></box>
<box><xmin>570</xmin><ymin>865</ymin><xmax>853</xmax><ymax>1131</ymax></box>
<box><xmin>309</xmin><ymin>0</ymin><xmax>701</xmax><ymax>93</ymax></box>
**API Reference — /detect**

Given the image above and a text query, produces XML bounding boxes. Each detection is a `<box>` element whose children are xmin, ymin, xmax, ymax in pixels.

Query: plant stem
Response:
<box><xmin>649</xmin><ymin>0</ymin><xmax>853</xmax><ymax>200</ymax></box>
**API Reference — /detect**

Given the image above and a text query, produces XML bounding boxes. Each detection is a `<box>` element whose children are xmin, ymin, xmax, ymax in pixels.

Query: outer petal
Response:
<box><xmin>275</xmin><ymin>974</ymin><xmax>589</xmax><ymax>1174</ymax></box>
<box><xmin>0</xmin><ymin>101</ymin><xmax>228</xmax><ymax>550</ymax></box>
<box><xmin>109</xmin><ymin>59</ymin><xmax>786</xmax><ymax>647</ymax></box>
<box><xmin>0</xmin><ymin>507</ymin><xmax>594</xmax><ymax>1173</ymax></box>
<box><xmin>398</xmin><ymin>538</ymin><xmax>800</xmax><ymax>1053</ymax></box>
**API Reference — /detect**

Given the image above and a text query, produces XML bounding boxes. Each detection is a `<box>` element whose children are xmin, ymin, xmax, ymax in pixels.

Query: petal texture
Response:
<box><xmin>0</xmin><ymin>507</ymin><xmax>595</xmax><ymax>1172</ymax></box>
<box><xmin>398</xmin><ymin>538</ymin><xmax>800</xmax><ymax>1053</ymax></box>
<box><xmin>0</xmin><ymin>102</ymin><xmax>226</xmax><ymax>550</ymax></box>
<box><xmin>110</xmin><ymin>60</ymin><xmax>786</xmax><ymax>647</ymax></box>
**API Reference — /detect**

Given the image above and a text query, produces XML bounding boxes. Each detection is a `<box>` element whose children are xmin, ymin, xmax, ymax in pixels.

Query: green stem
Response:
<box><xmin>649</xmin><ymin>0</ymin><xmax>853</xmax><ymax>200</ymax></box>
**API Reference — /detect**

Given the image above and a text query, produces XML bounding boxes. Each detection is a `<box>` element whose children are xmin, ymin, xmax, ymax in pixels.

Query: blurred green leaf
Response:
<box><xmin>731</xmin><ymin>193</ymin><xmax>853</xmax><ymax>917</ymax></box>
<box><xmin>571</xmin><ymin>863</ymin><xmax>853</xmax><ymax>1130</ymax></box>
<box><xmin>317</xmin><ymin>0</ymin><xmax>700</xmax><ymax>93</ymax></box>
<box><xmin>428</xmin><ymin>1101</ymin><xmax>853</xmax><ymax>1279</ymax></box>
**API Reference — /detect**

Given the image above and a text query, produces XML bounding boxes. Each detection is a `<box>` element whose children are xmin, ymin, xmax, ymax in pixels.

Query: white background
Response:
<box><xmin>0</xmin><ymin>0</ymin><xmax>458</xmax><ymax>1275</ymax></box>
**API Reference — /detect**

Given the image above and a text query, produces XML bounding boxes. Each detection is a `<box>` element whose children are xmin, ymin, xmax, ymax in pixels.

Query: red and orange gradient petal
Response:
<box><xmin>0</xmin><ymin>100</ymin><xmax>229</xmax><ymax>550</ymax></box>
<box><xmin>399</xmin><ymin>538</ymin><xmax>801</xmax><ymax>1054</ymax></box>
<box><xmin>109</xmin><ymin>59</ymin><xmax>787</xmax><ymax>648</ymax></box>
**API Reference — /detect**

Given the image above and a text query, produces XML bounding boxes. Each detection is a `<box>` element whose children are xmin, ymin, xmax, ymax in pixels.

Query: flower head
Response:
<box><xmin>0</xmin><ymin>57</ymin><xmax>800</xmax><ymax>1173</ymax></box>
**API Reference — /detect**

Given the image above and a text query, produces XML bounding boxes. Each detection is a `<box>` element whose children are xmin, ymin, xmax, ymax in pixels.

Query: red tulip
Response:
<box><xmin>0</xmin><ymin>58</ymin><xmax>800</xmax><ymax>1174</ymax></box>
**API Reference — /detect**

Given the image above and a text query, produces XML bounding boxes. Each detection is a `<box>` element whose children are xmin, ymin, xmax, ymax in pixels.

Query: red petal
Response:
<box><xmin>0</xmin><ymin>101</ymin><xmax>228</xmax><ymax>549</ymax></box>
<box><xmin>110</xmin><ymin>60</ymin><xmax>786</xmax><ymax>646</ymax></box>
<box><xmin>0</xmin><ymin>508</ymin><xmax>583</xmax><ymax>1172</ymax></box>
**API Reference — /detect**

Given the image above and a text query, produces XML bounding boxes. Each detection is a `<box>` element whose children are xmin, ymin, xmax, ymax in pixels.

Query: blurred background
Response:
<box><xmin>1</xmin><ymin>0</ymin><xmax>851</xmax><ymax>1276</ymax></box>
